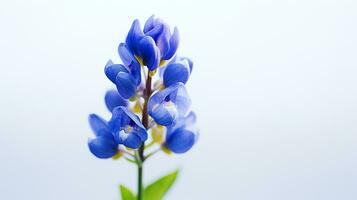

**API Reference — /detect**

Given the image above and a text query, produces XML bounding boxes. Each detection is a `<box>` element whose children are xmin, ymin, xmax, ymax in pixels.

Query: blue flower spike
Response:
<box><xmin>88</xmin><ymin>114</ymin><xmax>119</xmax><ymax>159</ymax></box>
<box><xmin>148</xmin><ymin>83</ymin><xmax>191</xmax><ymax>126</ymax></box>
<box><xmin>108</xmin><ymin>106</ymin><xmax>148</xmax><ymax>149</ymax></box>
<box><xmin>88</xmin><ymin>16</ymin><xmax>198</xmax><ymax>199</ymax></box>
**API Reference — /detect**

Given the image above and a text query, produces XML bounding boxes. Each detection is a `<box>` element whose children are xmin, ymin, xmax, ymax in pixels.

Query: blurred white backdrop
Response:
<box><xmin>1</xmin><ymin>0</ymin><xmax>357</xmax><ymax>199</ymax></box>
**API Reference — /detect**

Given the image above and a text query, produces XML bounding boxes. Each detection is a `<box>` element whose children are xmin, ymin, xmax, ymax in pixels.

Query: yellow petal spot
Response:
<box><xmin>153</xmin><ymin>80</ymin><xmax>165</xmax><ymax>90</ymax></box>
<box><xmin>125</xmin><ymin>125</ymin><xmax>133</xmax><ymax>133</ymax></box>
<box><xmin>157</xmin><ymin>125</ymin><xmax>164</xmax><ymax>130</ymax></box>
<box><xmin>159</xmin><ymin>60</ymin><xmax>167</xmax><ymax>67</ymax></box>
<box><xmin>132</xmin><ymin>101</ymin><xmax>142</xmax><ymax>113</ymax></box>
<box><xmin>135</xmin><ymin>55</ymin><xmax>144</xmax><ymax>66</ymax></box>
<box><xmin>159</xmin><ymin>84</ymin><xmax>165</xmax><ymax>90</ymax></box>
<box><xmin>165</xmin><ymin>101</ymin><xmax>174</xmax><ymax>107</ymax></box>
<box><xmin>149</xmin><ymin>69</ymin><xmax>157</xmax><ymax>77</ymax></box>
<box><xmin>151</xmin><ymin>125</ymin><xmax>164</xmax><ymax>143</ymax></box>
<box><xmin>112</xmin><ymin>151</ymin><xmax>123</xmax><ymax>160</ymax></box>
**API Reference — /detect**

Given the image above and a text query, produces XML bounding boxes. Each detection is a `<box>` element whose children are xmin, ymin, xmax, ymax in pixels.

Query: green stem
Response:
<box><xmin>137</xmin><ymin>71</ymin><xmax>152</xmax><ymax>200</ymax></box>
<box><xmin>137</xmin><ymin>165</ymin><xmax>143</xmax><ymax>200</ymax></box>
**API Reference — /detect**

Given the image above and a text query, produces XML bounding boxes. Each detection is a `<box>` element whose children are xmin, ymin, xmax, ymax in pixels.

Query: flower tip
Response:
<box><xmin>105</xmin><ymin>59</ymin><xmax>113</xmax><ymax>67</ymax></box>
<box><xmin>133</xmin><ymin>19</ymin><xmax>140</xmax><ymax>25</ymax></box>
<box><xmin>118</xmin><ymin>42</ymin><xmax>125</xmax><ymax>50</ymax></box>
<box><xmin>148</xmin><ymin>14</ymin><xmax>155</xmax><ymax>20</ymax></box>
<box><xmin>88</xmin><ymin>137</ymin><xmax>118</xmax><ymax>159</ymax></box>
<box><xmin>88</xmin><ymin>113</ymin><xmax>96</xmax><ymax>121</ymax></box>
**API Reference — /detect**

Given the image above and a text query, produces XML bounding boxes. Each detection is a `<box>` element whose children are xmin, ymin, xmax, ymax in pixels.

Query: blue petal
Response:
<box><xmin>171</xmin><ymin>83</ymin><xmax>191</xmax><ymax>117</ymax></box>
<box><xmin>148</xmin><ymin>83</ymin><xmax>180</xmax><ymax>108</ymax></box>
<box><xmin>145</xmin><ymin>24</ymin><xmax>164</xmax><ymax>40</ymax></box>
<box><xmin>168</xmin><ymin>111</ymin><xmax>197</xmax><ymax>132</ymax></box>
<box><xmin>137</xmin><ymin>36</ymin><xmax>160</xmax><ymax>71</ymax></box>
<box><xmin>88</xmin><ymin>136</ymin><xmax>118</xmax><ymax>158</ymax></box>
<box><xmin>118</xmin><ymin>43</ymin><xmax>141</xmax><ymax>85</ymax></box>
<box><xmin>104</xmin><ymin>89</ymin><xmax>128</xmax><ymax>112</ymax></box>
<box><xmin>163</xmin><ymin>27</ymin><xmax>180</xmax><ymax>60</ymax></box>
<box><xmin>115</xmin><ymin>72</ymin><xmax>137</xmax><ymax>99</ymax></box>
<box><xmin>133</xmin><ymin>126</ymin><xmax>148</xmax><ymax>142</ymax></box>
<box><xmin>118</xmin><ymin>43</ymin><xmax>140</xmax><ymax>68</ymax></box>
<box><xmin>88</xmin><ymin>114</ymin><xmax>109</xmax><ymax>136</ymax></box>
<box><xmin>120</xmin><ymin>107</ymin><xmax>148</xmax><ymax>141</ymax></box>
<box><xmin>144</xmin><ymin>16</ymin><xmax>165</xmax><ymax>40</ymax></box>
<box><xmin>148</xmin><ymin>83</ymin><xmax>190</xmax><ymax>125</ymax></box>
<box><xmin>165</xmin><ymin>128</ymin><xmax>195</xmax><ymax>153</ymax></box>
<box><xmin>175</xmin><ymin>57</ymin><xmax>193</xmax><ymax>72</ymax></box>
<box><xmin>149</xmin><ymin>103</ymin><xmax>177</xmax><ymax>126</ymax></box>
<box><xmin>104</xmin><ymin>60</ymin><xmax>128</xmax><ymax>83</ymax></box>
<box><xmin>120</xmin><ymin>132</ymin><xmax>142</xmax><ymax>149</ymax></box>
<box><xmin>163</xmin><ymin>62</ymin><xmax>190</xmax><ymax>87</ymax></box>
<box><xmin>121</xmin><ymin>107</ymin><xmax>146</xmax><ymax>130</ymax></box>
<box><xmin>109</xmin><ymin>107</ymin><xmax>148</xmax><ymax>143</ymax></box>
<box><xmin>126</xmin><ymin>19</ymin><xmax>144</xmax><ymax>53</ymax></box>
<box><xmin>185</xmin><ymin>57</ymin><xmax>193</xmax><ymax>72</ymax></box>
<box><xmin>155</xmin><ymin>25</ymin><xmax>171</xmax><ymax>56</ymax></box>
<box><xmin>108</xmin><ymin>106</ymin><xmax>127</xmax><ymax>132</ymax></box>
<box><xmin>143</xmin><ymin>15</ymin><xmax>156</xmax><ymax>33</ymax></box>
<box><xmin>182</xmin><ymin>111</ymin><xmax>197</xmax><ymax>128</ymax></box>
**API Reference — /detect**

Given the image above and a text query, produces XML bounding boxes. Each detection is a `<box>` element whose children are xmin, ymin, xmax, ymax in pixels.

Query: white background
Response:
<box><xmin>1</xmin><ymin>0</ymin><xmax>356</xmax><ymax>199</ymax></box>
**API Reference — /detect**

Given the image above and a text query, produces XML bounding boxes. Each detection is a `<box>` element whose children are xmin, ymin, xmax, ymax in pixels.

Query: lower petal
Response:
<box><xmin>171</xmin><ymin>83</ymin><xmax>191</xmax><ymax>117</ymax></box>
<box><xmin>138</xmin><ymin>36</ymin><xmax>160</xmax><ymax>71</ymax></box>
<box><xmin>88</xmin><ymin>136</ymin><xmax>118</xmax><ymax>159</ymax></box>
<box><xmin>149</xmin><ymin>103</ymin><xmax>177</xmax><ymax>126</ymax></box>
<box><xmin>163</xmin><ymin>63</ymin><xmax>190</xmax><ymax>87</ymax></box>
<box><xmin>165</xmin><ymin>128</ymin><xmax>195</xmax><ymax>154</ymax></box>
<box><xmin>120</xmin><ymin>132</ymin><xmax>142</xmax><ymax>149</ymax></box>
<box><xmin>104</xmin><ymin>61</ymin><xmax>128</xmax><ymax>84</ymax></box>
<box><xmin>104</xmin><ymin>89</ymin><xmax>128</xmax><ymax>112</ymax></box>
<box><xmin>115</xmin><ymin>72</ymin><xmax>137</xmax><ymax>99</ymax></box>
<box><xmin>88</xmin><ymin>114</ymin><xmax>109</xmax><ymax>136</ymax></box>
<box><xmin>163</xmin><ymin>27</ymin><xmax>180</xmax><ymax>60</ymax></box>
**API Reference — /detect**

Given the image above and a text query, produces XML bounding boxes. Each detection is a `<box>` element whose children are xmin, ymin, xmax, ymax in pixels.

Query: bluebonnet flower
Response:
<box><xmin>164</xmin><ymin>112</ymin><xmax>198</xmax><ymax>153</ymax></box>
<box><xmin>148</xmin><ymin>83</ymin><xmax>191</xmax><ymax>126</ymax></box>
<box><xmin>108</xmin><ymin>106</ymin><xmax>148</xmax><ymax>149</ymax></box>
<box><xmin>118</xmin><ymin>43</ymin><xmax>141</xmax><ymax>85</ymax></box>
<box><xmin>144</xmin><ymin>15</ymin><xmax>180</xmax><ymax>61</ymax></box>
<box><xmin>104</xmin><ymin>60</ymin><xmax>137</xmax><ymax>99</ymax></box>
<box><xmin>104</xmin><ymin>89</ymin><xmax>128</xmax><ymax>112</ymax></box>
<box><xmin>125</xmin><ymin>15</ymin><xmax>180</xmax><ymax>71</ymax></box>
<box><xmin>92</xmin><ymin>16</ymin><xmax>196</xmax><ymax>156</ymax></box>
<box><xmin>88</xmin><ymin>114</ymin><xmax>119</xmax><ymax>159</ymax></box>
<box><xmin>88</xmin><ymin>107</ymin><xmax>148</xmax><ymax>158</ymax></box>
<box><xmin>162</xmin><ymin>57</ymin><xmax>193</xmax><ymax>87</ymax></box>
<box><xmin>89</xmin><ymin>16</ymin><xmax>198</xmax><ymax>199</ymax></box>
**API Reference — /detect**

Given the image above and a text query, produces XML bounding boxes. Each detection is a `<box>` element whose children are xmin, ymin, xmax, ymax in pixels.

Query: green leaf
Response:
<box><xmin>143</xmin><ymin>170</ymin><xmax>179</xmax><ymax>200</ymax></box>
<box><xmin>119</xmin><ymin>185</ymin><xmax>136</xmax><ymax>200</ymax></box>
